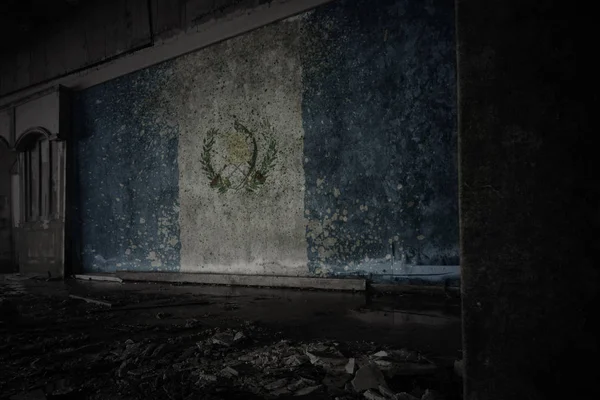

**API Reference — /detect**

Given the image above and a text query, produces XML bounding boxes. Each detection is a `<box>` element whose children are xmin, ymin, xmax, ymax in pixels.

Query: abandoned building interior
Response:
<box><xmin>0</xmin><ymin>0</ymin><xmax>596</xmax><ymax>399</ymax></box>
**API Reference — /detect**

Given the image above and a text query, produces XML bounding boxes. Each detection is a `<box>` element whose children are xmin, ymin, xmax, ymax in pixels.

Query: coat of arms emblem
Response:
<box><xmin>200</xmin><ymin>119</ymin><xmax>278</xmax><ymax>193</ymax></box>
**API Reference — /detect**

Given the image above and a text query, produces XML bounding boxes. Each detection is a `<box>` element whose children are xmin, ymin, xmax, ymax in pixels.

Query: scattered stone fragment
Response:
<box><xmin>69</xmin><ymin>294</ymin><xmax>112</xmax><ymax>307</ymax></box>
<box><xmin>391</xmin><ymin>349</ymin><xmax>420</xmax><ymax>362</ymax></box>
<box><xmin>388</xmin><ymin>362</ymin><xmax>438</xmax><ymax>376</ymax></box>
<box><xmin>128</xmin><ymin>365</ymin><xmax>155</xmax><ymax>377</ymax></box>
<box><xmin>288</xmin><ymin>377</ymin><xmax>317</xmax><ymax>391</ymax></box>
<box><xmin>285</xmin><ymin>354</ymin><xmax>305</xmax><ymax>367</ymax></box>
<box><xmin>120</xmin><ymin>341</ymin><xmax>143</xmax><ymax>360</ymax></box>
<box><xmin>177</xmin><ymin>346</ymin><xmax>197</xmax><ymax>361</ymax></box>
<box><xmin>9</xmin><ymin>389</ymin><xmax>46</xmax><ymax>400</ymax></box>
<box><xmin>295</xmin><ymin>385</ymin><xmax>322</xmax><ymax>396</ymax></box>
<box><xmin>352</xmin><ymin>364</ymin><xmax>388</xmax><ymax>392</ymax></box>
<box><xmin>185</xmin><ymin>318</ymin><xmax>200</xmax><ymax>328</ymax></box>
<box><xmin>323</xmin><ymin>373</ymin><xmax>352</xmax><ymax>389</ymax></box>
<box><xmin>151</xmin><ymin>343</ymin><xmax>167</xmax><ymax>358</ymax></box>
<box><xmin>395</xmin><ymin>393</ymin><xmax>420</xmax><ymax>400</ymax></box>
<box><xmin>364</xmin><ymin>389</ymin><xmax>387</xmax><ymax>400</ymax></box>
<box><xmin>306</xmin><ymin>348</ymin><xmax>347</xmax><ymax>372</ymax></box>
<box><xmin>379</xmin><ymin>384</ymin><xmax>395</xmax><ymax>398</ymax></box>
<box><xmin>264</xmin><ymin>378</ymin><xmax>289</xmax><ymax>391</ymax></box>
<box><xmin>45</xmin><ymin>378</ymin><xmax>73</xmax><ymax>395</ymax></box>
<box><xmin>373</xmin><ymin>351</ymin><xmax>389</xmax><ymax>358</ymax></box>
<box><xmin>212</xmin><ymin>332</ymin><xmax>234</xmax><ymax>346</ymax></box>
<box><xmin>141</xmin><ymin>343</ymin><xmax>158</xmax><ymax>357</ymax></box>
<box><xmin>271</xmin><ymin>387</ymin><xmax>291</xmax><ymax>396</ymax></box>
<box><xmin>220</xmin><ymin>366</ymin><xmax>239</xmax><ymax>377</ymax></box>
<box><xmin>420</xmin><ymin>389</ymin><xmax>439</xmax><ymax>400</ymax></box>
<box><xmin>373</xmin><ymin>359</ymin><xmax>393</xmax><ymax>370</ymax></box>
<box><xmin>233</xmin><ymin>331</ymin><xmax>245</xmax><ymax>342</ymax></box>
<box><xmin>345</xmin><ymin>358</ymin><xmax>356</xmax><ymax>374</ymax></box>
<box><xmin>117</xmin><ymin>360</ymin><xmax>133</xmax><ymax>378</ymax></box>
<box><xmin>197</xmin><ymin>371</ymin><xmax>217</xmax><ymax>383</ymax></box>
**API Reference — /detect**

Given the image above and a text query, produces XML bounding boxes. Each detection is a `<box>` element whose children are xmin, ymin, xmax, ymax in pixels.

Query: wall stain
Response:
<box><xmin>72</xmin><ymin>64</ymin><xmax>181</xmax><ymax>273</ymax></box>
<box><xmin>70</xmin><ymin>0</ymin><xmax>458</xmax><ymax>279</ymax></box>
<box><xmin>301</xmin><ymin>0</ymin><xmax>459</xmax><ymax>276</ymax></box>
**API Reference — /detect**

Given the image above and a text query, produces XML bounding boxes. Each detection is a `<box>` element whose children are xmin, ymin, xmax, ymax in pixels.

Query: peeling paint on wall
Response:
<box><xmin>301</xmin><ymin>0</ymin><xmax>459</xmax><ymax>277</ymax></box>
<box><xmin>73</xmin><ymin>65</ymin><xmax>181</xmax><ymax>272</ymax></box>
<box><xmin>72</xmin><ymin>0</ymin><xmax>458</xmax><ymax>279</ymax></box>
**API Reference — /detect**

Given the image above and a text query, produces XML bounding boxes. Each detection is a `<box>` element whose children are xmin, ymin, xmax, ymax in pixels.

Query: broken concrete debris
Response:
<box><xmin>322</xmin><ymin>372</ymin><xmax>352</xmax><ymax>389</ymax></box>
<box><xmin>295</xmin><ymin>384</ymin><xmax>322</xmax><ymax>396</ymax></box>
<box><xmin>395</xmin><ymin>393</ymin><xmax>421</xmax><ymax>400</ymax></box>
<box><xmin>1</xmin><ymin>278</ymin><xmax>457</xmax><ymax>399</ymax></box>
<box><xmin>421</xmin><ymin>389</ymin><xmax>440</xmax><ymax>400</ymax></box>
<box><xmin>220</xmin><ymin>366</ymin><xmax>239</xmax><ymax>377</ymax></box>
<box><xmin>370</xmin><ymin>348</ymin><xmax>438</xmax><ymax>377</ymax></box>
<box><xmin>156</xmin><ymin>311</ymin><xmax>172</xmax><ymax>319</ymax></box>
<box><xmin>345</xmin><ymin>357</ymin><xmax>356</xmax><ymax>374</ymax></box>
<box><xmin>352</xmin><ymin>364</ymin><xmax>388</xmax><ymax>392</ymax></box>
<box><xmin>264</xmin><ymin>378</ymin><xmax>289</xmax><ymax>391</ymax></box>
<box><xmin>364</xmin><ymin>388</ymin><xmax>388</xmax><ymax>400</ymax></box>
<box><xmin>379</xmin><ymin>384</ymin><xmax>396</xmax><ymax>398</ymax></box>
<box><xmin>210</xmin><ymin>330</ymin><xmax>245</xmax><ymax>347</ymax></box>
<box><xmin>9</xmin><ymin>389</ymin><xmax>46</xmax><ymax>400</ymax></box>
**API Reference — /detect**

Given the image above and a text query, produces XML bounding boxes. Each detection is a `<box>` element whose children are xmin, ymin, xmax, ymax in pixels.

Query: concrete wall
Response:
<box><xmin>73</xmin><ymin>0</ymin><xmax>458</xmax><ymax>280</ymax></box>
<box><xmin>72</xmin><ymin>66</ymin><xmax>180</xmax><ymax>272</ymax></box>
<box><xmin>301</xmin><ymin>0</ymin><xmax>457</xmax><ymax>279</ymax></box>
<box><xmin>458</xmin><ymin>0</ymin><xmax>598</xmax><ymax>398</ymax></box>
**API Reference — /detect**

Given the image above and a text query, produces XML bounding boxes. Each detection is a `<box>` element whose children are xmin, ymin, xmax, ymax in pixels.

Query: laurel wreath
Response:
<box><xmin>200</xmin><ymin>121</ymin><xmax>278</xmax><ymax>193</ymax></box>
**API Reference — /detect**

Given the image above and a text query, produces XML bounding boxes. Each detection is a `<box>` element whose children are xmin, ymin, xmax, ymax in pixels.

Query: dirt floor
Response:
<box><xmin>0</xmin><ymin>274</ymin><xmax>462</xmax><ymax>400</ymax></box>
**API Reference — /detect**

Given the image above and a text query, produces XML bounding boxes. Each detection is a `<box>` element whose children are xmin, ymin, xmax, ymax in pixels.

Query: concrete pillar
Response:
<box><xmin>456</xmin><ymin>0</ymin><xmax>597</xmax><ymax>399</ymax></box>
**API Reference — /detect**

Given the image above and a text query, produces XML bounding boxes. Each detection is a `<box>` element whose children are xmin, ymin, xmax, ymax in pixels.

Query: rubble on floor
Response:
<box><xmin>0</xmin><ymin>278</ymin><xmax>460</xmax><ymax>399</ymax></box>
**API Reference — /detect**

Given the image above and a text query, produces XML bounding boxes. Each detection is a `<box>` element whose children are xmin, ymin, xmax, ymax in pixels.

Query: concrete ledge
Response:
<box><xmin>74</xmin><ymin>274</ymin><xmax>123</xmax><ymax>283</ymax></box>
<box><xmin>370</xmin><ymin>283</ymin><xmax>460</xmax><ymax>297</ymax></box>
<box><xmin>116</xmin><ymin>271</ymin><xmax>366</xmax><ymax>292</ymax></box>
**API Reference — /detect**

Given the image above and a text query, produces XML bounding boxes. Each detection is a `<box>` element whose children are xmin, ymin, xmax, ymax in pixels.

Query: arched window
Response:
<box><xmin>15</xmin><ymin>127</ymin><xmax>57</xmax><ymax>222</ymax></box>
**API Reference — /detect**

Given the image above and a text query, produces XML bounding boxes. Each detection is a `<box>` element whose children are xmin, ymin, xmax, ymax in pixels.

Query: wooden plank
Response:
<box><xmin>105</xmin><ymin>0</ymin><xmax>126</xmax><ymax>58</ymax></box>
<box><xmin>15</xmin><ymin>47</ymin><xmax>31</xmax><ymax>91</ymax></box>
<box><xmin>184</xmin><ymin>0</ymin><xmax>213</xmax><ymax>30</ymax></box>
<box><xmin>29</xmin><ymin>40</ymin><xmax>48</xmax><ymax>86</ymax></box>
<box><xmin>83</xmin><ymin>3</ymin><xmax>108</xmax><ymax>65</ymax></box>
<box><xmin>127</xmin><ymin>0</ymin><xmax>153</xmax><ymax>48</ymax></box>
<box><xmin>151</xmin><ymin>0</ymin><xmax>184</xmax><ymax>39</ymax></box>
<box><xmin>45</xmin><ymin>28</ymin><xmax>67</xmax><ymax>80</ymax></box>
<box><xmin>0</xmin><ymin>53</ymin><xmax>18</xmax><ymax>95</ymax></box>
<box><xmin>62</xmin><ymin>12</ymin><xmax>88</xmax><ymax>75</ymax></box>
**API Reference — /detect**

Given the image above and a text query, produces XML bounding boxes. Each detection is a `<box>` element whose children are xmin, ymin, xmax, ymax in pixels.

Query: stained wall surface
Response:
<box><xmin>73</xmin><ymin>0</ymin><xmax>458</xmax><ymax>279</ymax></box>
